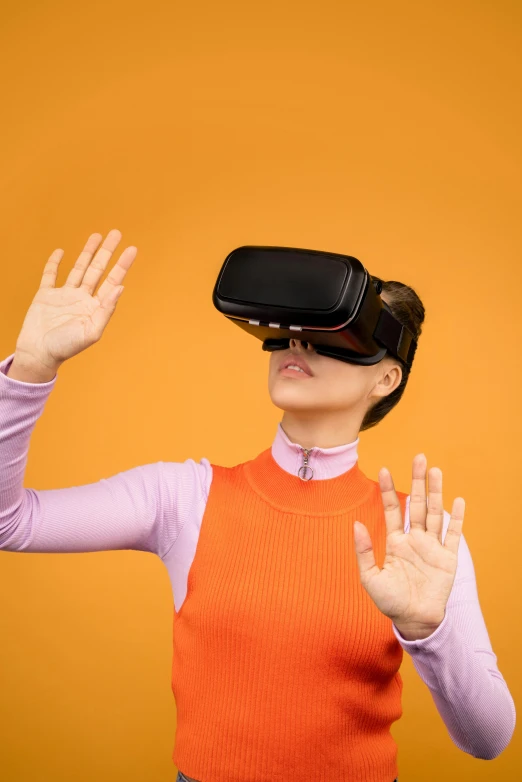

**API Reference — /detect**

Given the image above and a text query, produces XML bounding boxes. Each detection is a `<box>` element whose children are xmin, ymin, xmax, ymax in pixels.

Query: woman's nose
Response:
<box><xmin>290</xmin><ymin>338</ymin><xmax>315</xmax><ymax>351</ymax></box>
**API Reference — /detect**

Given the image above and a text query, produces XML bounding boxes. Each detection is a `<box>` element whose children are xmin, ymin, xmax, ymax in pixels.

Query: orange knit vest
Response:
<box><xmin>171</xmin><ymin>447</ymin><xmax>408</xmax><ymax>782</ymax></box>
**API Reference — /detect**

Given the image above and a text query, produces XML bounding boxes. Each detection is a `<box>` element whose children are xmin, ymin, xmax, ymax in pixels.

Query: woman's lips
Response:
<box><xmin>279</xmin><ymin>367</ymin><xmax>314</xmax><ymax>378</ymax></box>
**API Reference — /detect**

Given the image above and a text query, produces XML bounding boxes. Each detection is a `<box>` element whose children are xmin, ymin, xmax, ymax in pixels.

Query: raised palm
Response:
<box><xmin>353</xmin><ymin>454</ymin><xmax>465</xmax><ymax>634</ymax></box>
<box><xmin>15</xmin><ymin>229</ymin><xmax>137</xmax><ymax>370</ymax></box>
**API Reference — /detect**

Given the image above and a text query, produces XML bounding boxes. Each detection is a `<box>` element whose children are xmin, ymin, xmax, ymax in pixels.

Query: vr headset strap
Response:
<box><xmin>374</xmin><ymin>307</ymin><xmax>417</xmax><ymax>367</ymax></box>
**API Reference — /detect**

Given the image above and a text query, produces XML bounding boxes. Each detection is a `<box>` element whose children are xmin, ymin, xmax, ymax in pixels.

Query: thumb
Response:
<box><xmin>91</xmin><ymin>285</ymin><xmax>125</xmax><ymax>334</ymax></box>
<box><xmin>353</xmin><ymin>521</ymin><xmax>378</xmax><ymax>582</ymax></box>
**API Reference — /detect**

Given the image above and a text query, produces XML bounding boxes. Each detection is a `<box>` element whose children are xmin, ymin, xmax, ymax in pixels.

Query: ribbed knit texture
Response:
<box><xmin>172</xmin><ymin>447</ymin><xmax>408</xmax><ymax>782</ymax></box>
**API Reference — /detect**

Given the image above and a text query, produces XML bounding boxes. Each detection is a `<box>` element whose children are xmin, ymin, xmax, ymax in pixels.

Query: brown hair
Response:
<box><xmin>360</xmin><ymin>277</ymin><xmax>426</xmax><ymax>432</ymax></box>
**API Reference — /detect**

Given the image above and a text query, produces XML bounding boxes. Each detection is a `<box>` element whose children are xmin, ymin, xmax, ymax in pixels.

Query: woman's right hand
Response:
<box><xmin>13</xmin><ymin>229</ymin><xmax>137</xmax><ymax>373</ymax></box>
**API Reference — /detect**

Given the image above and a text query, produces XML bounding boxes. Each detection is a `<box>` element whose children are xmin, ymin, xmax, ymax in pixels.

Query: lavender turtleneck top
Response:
<box><xmin>0</xmin><ymin>352</ymin><xmax>516</xmax><ymax>760</ymax></box>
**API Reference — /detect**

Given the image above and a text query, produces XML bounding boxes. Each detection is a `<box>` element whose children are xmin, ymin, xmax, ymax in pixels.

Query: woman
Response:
<box><xmin>0</xmin><ymin>229</ymin><xmax>516</xmax><ymax>782</ymax></box>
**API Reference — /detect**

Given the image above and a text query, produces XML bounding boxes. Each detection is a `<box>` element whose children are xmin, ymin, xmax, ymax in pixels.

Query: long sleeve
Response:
<box><xmin>392</xmin><ymin>498</ymin><xmax>516</xmax><ymax>759</ymax></box>
<box><xmin>0</xmin><ymin>352</ymin><xmax>211</xmax><ymax>559</ymax></box>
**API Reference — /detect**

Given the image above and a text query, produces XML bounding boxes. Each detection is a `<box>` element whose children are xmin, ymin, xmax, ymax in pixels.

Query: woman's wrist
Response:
<box><xmin>7</xmin><ymin>353</ymin><xmax>61</xmax><ymax>384</ymax></box>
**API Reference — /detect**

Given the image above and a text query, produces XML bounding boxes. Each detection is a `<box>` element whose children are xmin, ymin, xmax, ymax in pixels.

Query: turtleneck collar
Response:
<box><xmin>242</xmin><ymin>423</ymin><xmax>370</xmax><ymax>514</ymax></box>
<box><xmin>271</xmin><ymin>422</ymin><xmax>359</xmax><ymax>480</ymax></box>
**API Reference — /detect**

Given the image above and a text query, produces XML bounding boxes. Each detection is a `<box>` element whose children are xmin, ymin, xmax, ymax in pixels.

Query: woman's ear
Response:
<box><xmin>368</xmin><ymin>360</ymin><xmax>402</xmax><ymax>402</ymax></box>
<box><xmin>382</xmin><ymin>361</ymin><xmax>402</xmax><ymax>396</ymax></box>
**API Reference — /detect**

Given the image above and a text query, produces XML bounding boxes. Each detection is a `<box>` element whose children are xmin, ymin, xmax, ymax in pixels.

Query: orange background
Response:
<box><xmin>0</xmin><ymin>1</ymin><xmax>520</xmax><ymax>780</ymax></box>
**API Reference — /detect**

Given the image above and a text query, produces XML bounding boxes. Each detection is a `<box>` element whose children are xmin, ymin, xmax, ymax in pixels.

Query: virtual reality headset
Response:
<box><xmin>212</xmin><ymin>245</ymin><xmax>417</xmax><ymax>369</ymax></box>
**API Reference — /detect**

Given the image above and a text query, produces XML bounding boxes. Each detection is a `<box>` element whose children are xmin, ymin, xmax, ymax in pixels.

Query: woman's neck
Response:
<box><xmin>280</xmin><ymin>412</ymin><xmax>360</xmax><ymax>449</ymax></box>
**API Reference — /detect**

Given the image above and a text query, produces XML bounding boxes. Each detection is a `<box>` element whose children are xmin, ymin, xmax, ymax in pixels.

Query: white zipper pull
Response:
<box><xmin>298</xmin><ymin>448</ymin><xmax>314</xmax><ymax>481</ymax></box>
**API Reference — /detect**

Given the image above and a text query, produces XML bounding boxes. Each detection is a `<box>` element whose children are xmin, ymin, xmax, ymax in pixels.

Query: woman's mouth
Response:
<box><xmin>279</xmin><ymin>365</ymin><xmax>313</xmax><ymax>378</ymax></box>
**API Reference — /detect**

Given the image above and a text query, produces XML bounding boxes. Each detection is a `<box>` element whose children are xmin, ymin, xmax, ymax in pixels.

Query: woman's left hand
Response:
<box><xmin>353</xmin><ymin>454</ymin><xmax>465</xmax><ymax>640</ymax></box>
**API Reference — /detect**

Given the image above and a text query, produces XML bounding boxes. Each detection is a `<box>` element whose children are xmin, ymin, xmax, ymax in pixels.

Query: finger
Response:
<box><xmin>426</xmin><ymin>466</ymin><xmax>444</xmax><ymax>544</ymax></box>
<box><xmin>409</xmin><ymin>454</ymin><xmax>428</xmax><ymax>531</ymax></box>
<box><xmin>378</xmin><ymin>467</ymin><xmax>404</xmax><ymax>534</ymax></box>
<box><xmin>95</xmin><ymin>244</ymin><xmax>138</xmax><ymax>305</ymax></box>
<box><xmin>90</xmin><ymin>282</ymin><xmax>125</xmax><ymax>334</ymax></box>
<box><xmin>66</xmin><ymin>229</ymin><xmax>127</xmax><ymax>294</ymax></box>
<box><xmin>63</xmin><ymin>232</ymin><xmax>105</xmax><ymax>288</ymax></box>
<box><xmin>79</xmin><ymin>229</ymin><xmax>126</xmax><ymax>294</ymax></box>
<box><xmin>353</xmin><ymin>521</ymin><xmax>379</xmax><ymax>583</ymax></box>
<box><xmin>39</xmin><ymin>248</ymin><xmax>66</xmax><ymax>289</ymax></box>
<box><xmin>442</xmin><ymin>497</ymin><xmax>465</xmax><ymax>555</ymax></box>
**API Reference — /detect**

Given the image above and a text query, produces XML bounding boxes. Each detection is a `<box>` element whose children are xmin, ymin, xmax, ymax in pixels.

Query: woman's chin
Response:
<box><xmin>268</xmin><ymin>389</ymin><xmax>320</xmax><ymax>412</ymax></box>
